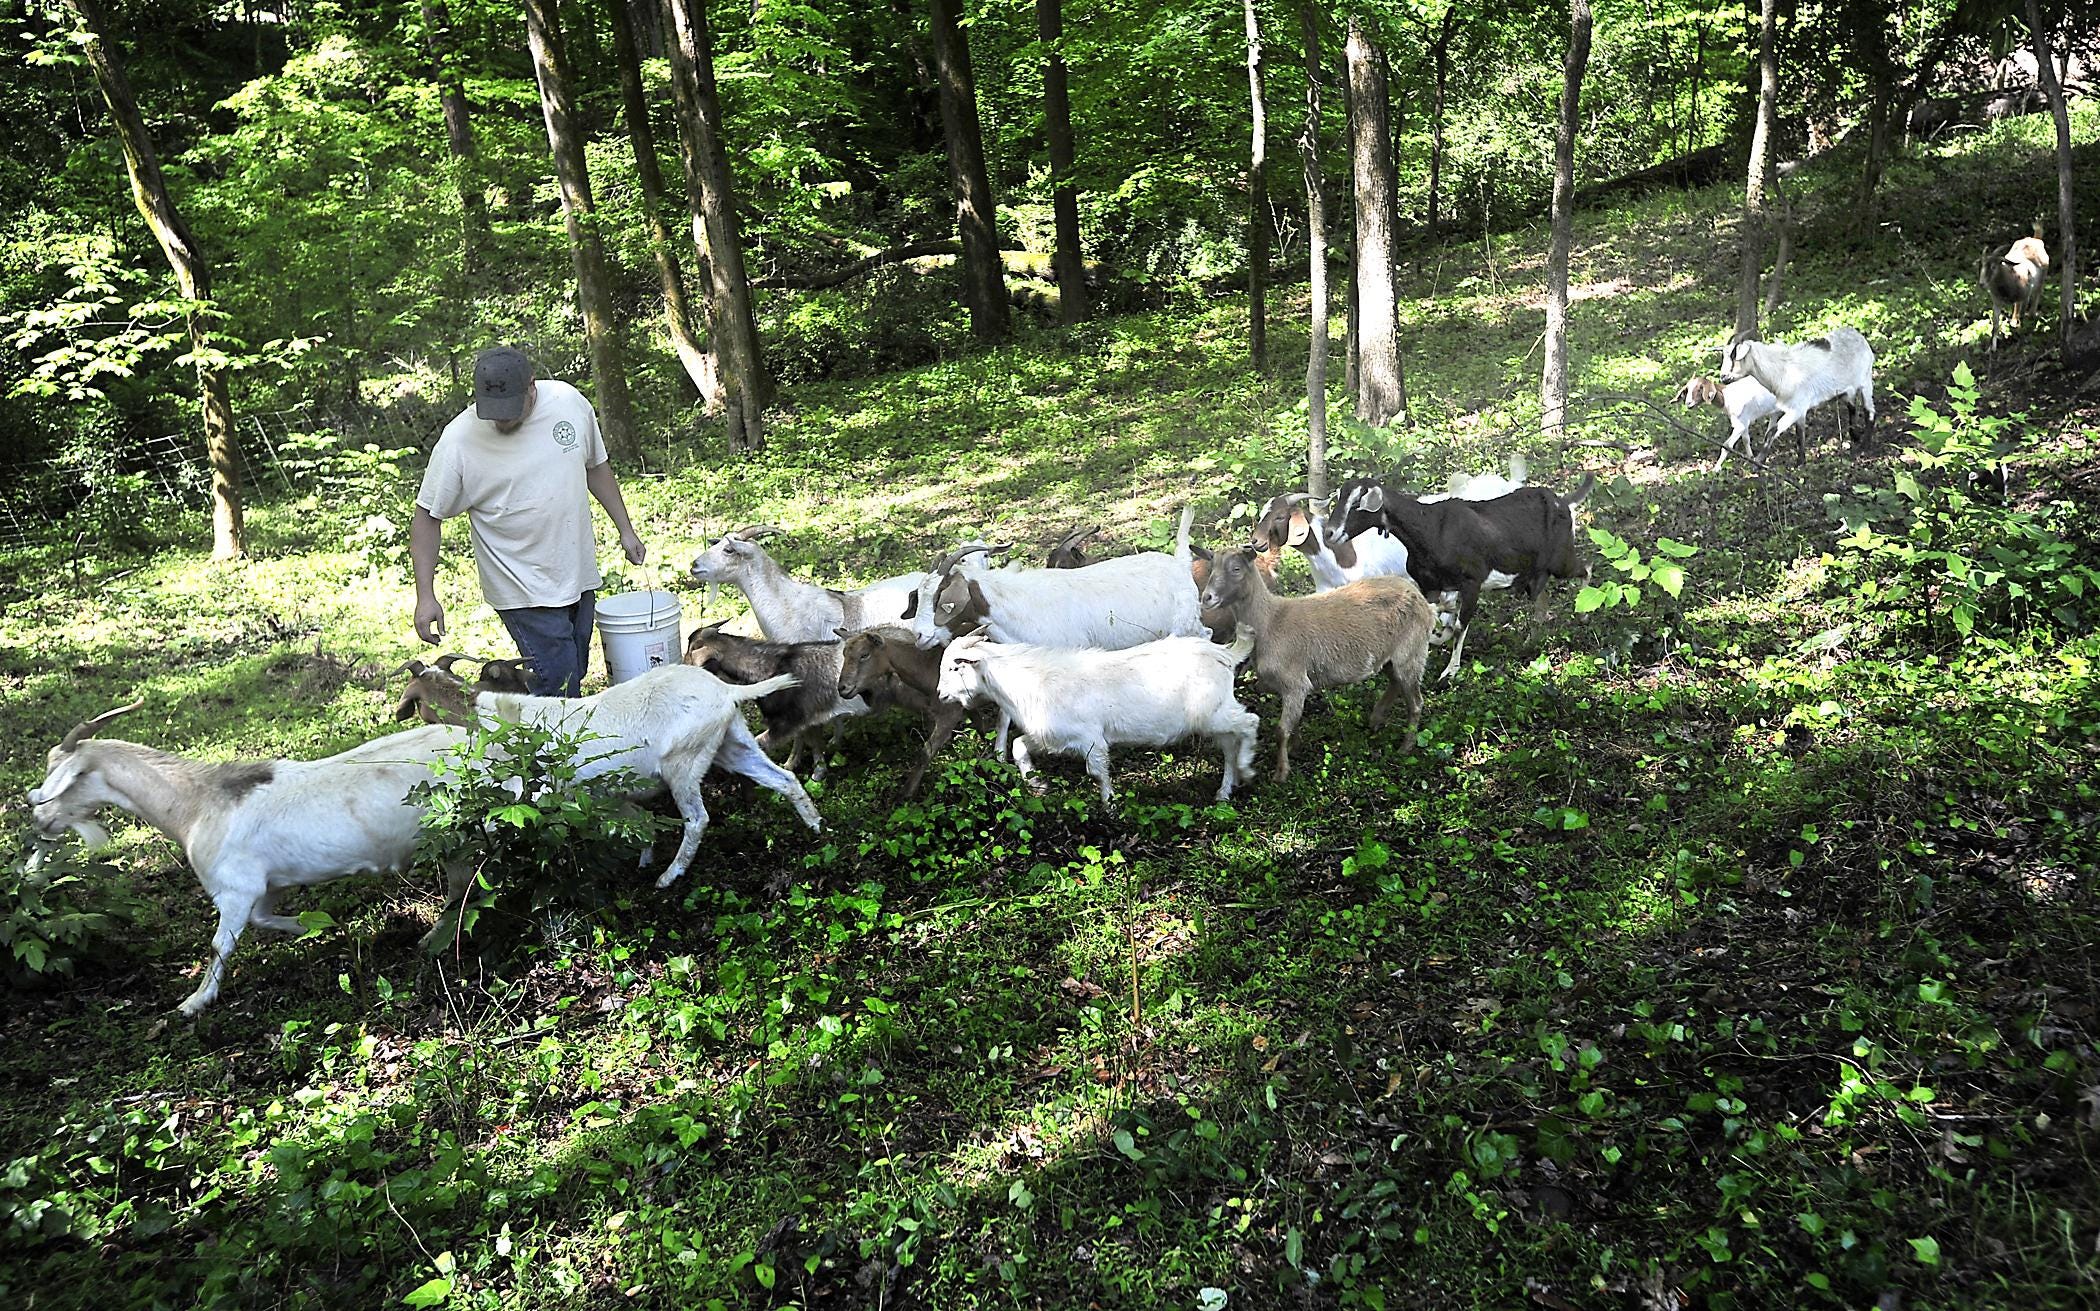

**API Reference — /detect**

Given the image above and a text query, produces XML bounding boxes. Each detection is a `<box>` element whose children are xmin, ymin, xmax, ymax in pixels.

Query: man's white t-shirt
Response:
<box><xmin>415</xmin><ymin>379</ymin><xmax>608</xmax><ymax>611</ymax></box>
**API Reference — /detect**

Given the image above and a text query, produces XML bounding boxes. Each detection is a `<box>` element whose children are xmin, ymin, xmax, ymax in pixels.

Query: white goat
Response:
<box><xmin>1982</xmin><ymin>225</ymin><xmax>2050</xmax><ymax>350</ymax></box>
<box><xmin>1425</xmin><ymin>453</ymin><xmax>1529</xmax><ymax>504</ymax></box>
<box><xmin>393</xmin><ymin>663</ymin><xmax>823</xmax><ymax>890</ymax></box>
<box><xmin>907</xmin><ymin>506</ymin><xmax>1203</xmax><ymax>651</ymax></box>
<box><xmin>26</xmin><ymin>703</ymin><xmax>471</xmax><ymax>1015</ymax></box>
<box><xmin>688</xmin><ymin>525</ymin><xmax>926</xmax><ymax>643</ymax></box>
<box><xmin>936</xmin><ymin>633</ymin><xmax>1259</xmax><ymax>803</ymax></box>
<box><xmin>1718</xmin><ymin>329</ymin><xmax>1876</xmax><ymax>455</ymax></box>
<box><xmin>1678</xmin><ymin>375</ymin><xmax>1779</xmax><ymax>471</ymax></box>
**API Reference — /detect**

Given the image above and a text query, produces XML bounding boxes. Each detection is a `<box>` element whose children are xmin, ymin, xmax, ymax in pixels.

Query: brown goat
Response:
<box><xmin>834</xmin><ymin>625</ymin><xmax>989</xmax><ymax>798</ymax></box>
<box><xmin>391</xmin><ymin>655</ymin><xmax>521</xmax><ymax>724</ymax></box>
<box><xmin>1044</xmin><ymin>525</ymin><xmax>1102</xmax><ymax>569</ymax></box>
<box><xmin>682</xmin><ymin>624</ymin><xmax>850</xmax><ymax>777</ymax></box>
<box><xmin>1198</xmin><ymin>550</ymin><xmax>1435</xmax><ymax>783</ymax></box>
<box><xmin>1189</xmin><ymin>545</ymin><xmax>1278</xmax><ymax>644</ymax></box>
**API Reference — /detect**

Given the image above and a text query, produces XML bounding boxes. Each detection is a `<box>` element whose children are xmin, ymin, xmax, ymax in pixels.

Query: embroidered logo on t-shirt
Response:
<box><xmin>553</xmin><ymin>420</ymin><xmax>579</xmax><ymax>450</ymax></box>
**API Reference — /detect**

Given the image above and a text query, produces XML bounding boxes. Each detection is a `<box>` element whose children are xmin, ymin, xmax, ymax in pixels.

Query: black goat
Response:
<box><xmin>1327</xmin><ymin>474</ymin><xmax>1594</xmax><ymax>679</ymax></box>
<box><xmin>682</xmin><ymin>624</ymin><xmax>854</xmax><ymax>779</ymax></box>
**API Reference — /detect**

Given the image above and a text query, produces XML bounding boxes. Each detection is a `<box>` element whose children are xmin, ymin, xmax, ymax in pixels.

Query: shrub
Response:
<box><xmin>0</xmin><ymin>847</ymin><xmax>141</xmax><ymax>986</ymax></box>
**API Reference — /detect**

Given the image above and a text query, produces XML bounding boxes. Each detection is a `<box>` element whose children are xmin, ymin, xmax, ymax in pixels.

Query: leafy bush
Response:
<box><xmin>1</xmin><ymin>847</ymin><xmax>140</xmax><ymax>986</ymax></box>
<box><xmin>1833</xmin><ymin>364</ymin><xmax>2100</xmax><ymax>641</ymax></box>
<box><xmin>411</xmin><ymin>721</ymin><xmax>671</xmax><ymax>952</ymax></box>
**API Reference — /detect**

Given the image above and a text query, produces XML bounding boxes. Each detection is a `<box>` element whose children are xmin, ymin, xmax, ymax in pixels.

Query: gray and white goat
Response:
<box><xmin>1197</xmin><ymin>552</ymin><xmax>1436</xmax><ymax>782</ymax></box>
<box><xmin>1982</xmin><ymin>224</ymin><xmax>2050</xmax><ymax>350</ymax></box>
<box><xmin>936</xmin><ymin>632</ymin><xmax>1259</xmax><ymax>804</ymax></box>
<box><xmin>26</xmin><ymin>703</ymin><xmax>470</xmax><ymax>1015</ymax></box>
<box><xmin>687</xmin><ymin>525</ymin><xmax>926</xmax><ymax>643</ymax></box>
<box><xmin>1717</xmin><ymin>328</ymin><xmax>1876</xmax><ymax>456</ymax></box>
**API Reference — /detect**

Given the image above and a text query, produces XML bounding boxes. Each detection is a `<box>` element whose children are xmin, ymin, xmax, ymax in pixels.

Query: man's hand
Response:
<box><xmin>415</xmin><ymin>595</ymin><xmax>446</xmax><ymax>645</ymax></box>
<box><xmin>621</xmin><ymin>531</ymin><xmax>646</xmax><ymax>566</ymax></box>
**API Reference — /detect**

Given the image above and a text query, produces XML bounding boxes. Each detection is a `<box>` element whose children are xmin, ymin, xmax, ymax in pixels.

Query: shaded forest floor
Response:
<box><xmin>3</xmin><ymin>110</ymin><xmax>2099</xmax><ymax>1309</ymax></box>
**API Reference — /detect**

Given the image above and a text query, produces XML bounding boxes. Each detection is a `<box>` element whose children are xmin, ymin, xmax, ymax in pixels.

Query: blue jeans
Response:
<box><xmin>497</xmin><ymin>590</ymin><xmax>596</xmax><ymax>698</ymax></box>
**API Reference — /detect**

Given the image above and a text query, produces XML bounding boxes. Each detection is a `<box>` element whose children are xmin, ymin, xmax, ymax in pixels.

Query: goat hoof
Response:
<box><xmin>653</xmin><ymin>870</ymin><xmax>683</xmax><ymax>891</ymax></box>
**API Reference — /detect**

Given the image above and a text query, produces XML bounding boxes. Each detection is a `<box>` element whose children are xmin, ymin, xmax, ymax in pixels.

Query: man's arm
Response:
<box><xmin>585</xmin><ymin>461</ymin><xmax>646</xmax><ymax>565</ymax></box>
<box><xmin>411</xmin><ymin>506</ymin><xmax>446</xmax><ymax>643</ymax></box>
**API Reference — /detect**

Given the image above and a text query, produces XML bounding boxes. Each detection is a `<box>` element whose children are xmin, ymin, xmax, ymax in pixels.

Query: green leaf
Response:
<box><xmin>1284</xmin><ymin>1225</ymin><xmax>1304</xmax><ymax>1269</ymax></box>
<box><xmin>1653</xmin><ymin>563</ymin><xmax>1686</xmax><ymax>598</ymax></box>
<box><xmin>1112</xmin><ymin>1129</ymin><xmax>1144</xmax><ymax>1160</ymax></box>
<box><xmin>1655</xmin><ymin>537</ymin><xmax>1699</xmax><ymax>558</ymax></box>
<box><xmin>1575</xmin><ymin>586</ymin><xmax>1607</xmax><ymax>613</ymax></box>
<box><xmin>402</xmin><ymin>1278</ymin><xmax>451</xmax><ymax>1308</ymax></box>
<box><xmin>1909</xmin><ymin>1235</ymin><xmax>1940</xmax><ymax>1266</ymax></box>
<box><xmin>754</xmin><ymin>1261</ymin><xmax>776</xmax><ymax>1290</ymax></box>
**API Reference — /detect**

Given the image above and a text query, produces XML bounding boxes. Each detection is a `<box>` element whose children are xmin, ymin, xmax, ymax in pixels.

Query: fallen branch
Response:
<box><xmin>751</xmin><ymin>239</ymin><xmax>961</xmax><ymax>291</ymax></box>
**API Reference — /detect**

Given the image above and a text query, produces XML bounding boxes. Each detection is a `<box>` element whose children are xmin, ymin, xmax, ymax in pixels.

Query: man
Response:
<box><xmin>411</xmin><ymin>347</ymin><xmax>645</xmax><ymax>697</ymax></box>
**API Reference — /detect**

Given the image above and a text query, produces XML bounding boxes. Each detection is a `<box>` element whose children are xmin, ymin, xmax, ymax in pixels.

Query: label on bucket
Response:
<box><xmin>646</xmin><ymin>640</ymin><xmax>670</xmax><ymax>667</ymax></box>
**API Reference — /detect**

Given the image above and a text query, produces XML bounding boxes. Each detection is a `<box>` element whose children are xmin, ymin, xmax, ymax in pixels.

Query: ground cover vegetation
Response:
<box><xmin>4</xmin><ymin>0</ymin><xmax>2100</xmax><ymax>1307</ymax></box>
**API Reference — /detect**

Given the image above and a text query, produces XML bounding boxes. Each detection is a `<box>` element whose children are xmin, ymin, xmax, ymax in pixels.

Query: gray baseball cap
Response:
<box><xmin>473</xmin><ymin>347</ymin><xmax>534</xmax><ymax>422</ymax></box>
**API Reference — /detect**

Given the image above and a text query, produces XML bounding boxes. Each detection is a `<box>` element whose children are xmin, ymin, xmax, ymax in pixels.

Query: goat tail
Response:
<box><xmin>1508</xmin><ymin>452</ymin><xmax>1529</xmax><ymax>486</ymax></box>
<box><xmin>727</xmin><ymin>672</ymin><xmax>801</xmax><ymax>703</ymax></box>
<box><xmin>1172</xmin><ymin>504</ymin><xmax>1195</xmax><ymax>565</ymax></box>
<box><xmin>1225</xmin><ymin>628</ymin><xmax>1257</xmax><ymax>667</ymax></box>
<box><xmin>1562</xmin><ymin>472</ymin><xmax>1597</xmax><ymax>509</ymax></box>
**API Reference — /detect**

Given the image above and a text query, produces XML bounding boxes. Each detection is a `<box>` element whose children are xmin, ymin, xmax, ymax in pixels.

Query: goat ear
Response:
<box><xmin>966</xmin><ymin>577</ymin><xmax>991</xmax><ymax>614</ymax></box>
<box><xmin>1359</xmin><ymin>485</ymin><xmax>1385</xmax><ymax>514</ymax></box>
<box><xmin>392</xmin><ymin>696</ymin><xmax>418</xmax><ymax>722</ymax></box>
<box><xmin>899</xmin><ymin>589</ymin><xmax>920</xmax><ymax>620</ymax></box>
<box><xmin>834</xmin><ymin>626</ymin><xmax>852</xmax><ymax>640</ymax></box>
<box><xmin>1190</xmin><ymin>544</ymin><xmax>1212</xmax><ymax>562</ymax></box>
<box><xmin>1285</xmin><ymin>511</ymin><xmax>1311</xmax><ymax>548</ymax></box>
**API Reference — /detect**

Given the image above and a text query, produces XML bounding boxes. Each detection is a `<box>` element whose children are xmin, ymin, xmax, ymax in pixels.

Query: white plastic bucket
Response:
<box><xmin>596</xmin><ymin>590</ymin><xmax>683</xmax><ymax>685</ymax></box>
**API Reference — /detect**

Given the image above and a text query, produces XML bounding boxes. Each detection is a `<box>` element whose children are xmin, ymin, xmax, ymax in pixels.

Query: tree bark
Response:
<box><xmin>1346</xmin><ymin>16</ymin><xmax>1403</xmax><ymax>428</ymax></box>
<box><xmin>1427</xmin><ymin>3</ymin><xmax>1458</xmax><ymax>241</ymax></box>
<box><xmin>606</xmin><ymin>0</ymin><xmax>718</xmax><ymax>404</ymax></box>
<box><xmin>2027</xmin><ymin>0</ymin><xmax>2078</xmax><ymax>360</ymax></box>
<box><xmin>1299</xmin><ymin>0</ymin><xmax>1329</xmax><ymax>500</ymax></box>
<box><xmin>1733</xmin><ymin>0</ymin><xmax>1777</xmax><ymax>341</ymax></box>
<box><xmin>1036</xmin><ymin>0</ymin><xmax>1086</xmax><ymax>324</ymax></box>
<box><xmin>523</xmin><ymin>0</ymin><xmax>640</xmax><ymax>464</ymax></box>
<box><xmin>420</xmin><ymin>0</ymin><xmax>491</xmax><ymax>277</ymax></box>
<box><xmin>1340</xmin><ymin>61</ymin><xmax>1358</xmax><ymax>403</ymax></box>
<box><xmin>1853</xmin><ymin>0</ymin><xmax>1894</xmax><ymax>227</ymax></box>
<box><xmin>1243</xmin><ymin>0</ymin><xmax>1268</xmax><ymax>371</ymax></box>
<box><xmin>1541</xmin><ymin>0</ymin><xmax>1591</xmax><ymax>440</ymax></box>
<box><xmin>70</xmin><ymin>0</ymin><xmax>244</xmax><ymax>559</ymax></box>
<box><xmin>665</xmin><ymin>0</ymin><xmax>772</xmax><ymax>449</ymax></box>
<box><xmin>928</xmin><ymin>0</ymin><xmax>1009</xmax><ymax>341</ymax></box>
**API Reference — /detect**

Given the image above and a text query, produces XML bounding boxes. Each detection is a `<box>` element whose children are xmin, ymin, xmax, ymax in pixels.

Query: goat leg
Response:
<box><xmin>904</xmin><ymin>704</ymin><xmax>968</xmax><ymax>798</ymax></box>
<box><xmin>1275</xmin><ymin>683</ymin><xmax>1309</xmax><ymax>782</ymax></box>
<box><xmin>714</xmin><ymin>719</ymin><xmax>822</xmax><ymax>832</ymax></box>
<box><xmin>653</xmin><ymin>740</ymin><xmax>726</xmax><ymax>889</ymax></box>
<box><xmin>180</xmin><ymin>887</ymin><xmax>260</xmax><ymax>1016</ymax></box>
<box><xmin>1083</xmin><ymin>740</ymin><xmax>1114</xmax><ymax>805</ymax></box>
<box><xmin>248</xmin><ymin>887</ymin><xmax>305</xmax><ymax>936</ymax></box>
<box><xmin>1011</xmin><ymin>735</ymin><xmax>1049</xmax><ymax>795</ymax></box>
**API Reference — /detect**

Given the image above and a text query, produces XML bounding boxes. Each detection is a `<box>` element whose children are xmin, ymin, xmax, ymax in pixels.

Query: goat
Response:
<box><xmin>1251</xmin><ymin>492</ymin><xmax>1414</xmax><ymax>595</ymax></box>
<box><xmin>904</xmin><ymin>506</ymin><xmax>1202</xmax><ymax>651</ymax></box>
<box><xmin>1717</xmin><ymin>328</ymin><xmax>1876</xmax><ymax>456</ymax></box>
<box><xmin>1982</xmin><ymin>224</ymin><xmax>2050</xmax><ymax>350</ymax></box>
<box><xmin>1328</xmin><ymin>476</ymin><xmax>1593</xmax><ymax>680</ymax></box>
<box><xmin>1043</xmin><ymin>526</ymin><xmax>1102</xmax><ymax>569</ymax></box>
<box><xmin>26</xmin><ymin>702</ymin><xmax>472</xmax><ymax>1015</ymax></box>
<box><xmin>1189</xmin><ymin>545</ymin><xmax>1279</xmax><ymax>643</ymax></box>
<box><xmin>1197</xmin><ymin>553</ymin><xmax>1436</xmax><ymax>783</ymax></box>
<box><xmin>687</xmin><ymin>525</ymin><xmax>926</xmax><ymax>643</ymax></box>
<box><xmin>1678</xmin><ymin>375</ymin><xmax>1780</xmax><ymax>471</ymax></box>
<box><xmin>1426</xmin><ymin>453</ymin><xmax>1529</xmax><ymax>503</ymax></box>
<box><xmin>682</xmin><ymin>623</ymin><xmax>858</xmax><ymax>779</ymax></box>
<box><xmin>936</xmin><ymin>633</ymin><xmax>1259</xmax><ymax>804</ymax></box>
<box><xmin>836</xmin><ymin>624</ymin><xmax>1002</xmax><ymax>797</ymax></box>
<box><xmin>394</xmin><ymin>653</ymin><xmax>534</xmax><ymax>697</ymax></box>
<box><xmin>391</xmin><ymin>662</ymin><xmax>822</xmax><ymax>889</ymax></box>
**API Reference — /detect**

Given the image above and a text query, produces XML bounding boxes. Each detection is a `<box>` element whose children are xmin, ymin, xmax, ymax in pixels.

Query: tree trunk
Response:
<box><xmin>1854</xmin><ymin>0</ymin><xmax>1894</xmax><ymax>227</ymax></box>
<box><xmin>523</xmin><ymin>0</ymin><xmax>640</xmax><ymax>464</ymax></box>
<box><xmin>1427</xmin><ymin>4</ymin><xmax>1457</xmax><ymax>242</ymax></box>
<box><xmin>70</xmin><ymin>0</ymin><xmax>244</xmax><ymax>559</ymax></box>
<box><xmin>665</xmin><ymin>0</ymin><xmax>772</xmax><ymax>449</ymax></box>
<box><xmin>2027</xmin><ymin>0</ymin><xmax>2078</xmax><ymax>360</ymax></box>
<box><xmin>420</xmin><ymin>0</ymin><xmax>491</xmax><ymax>276</ymax></box>
<box><xmin>606</xmin><ymin>0</ymin><xmax>717</xmax><ymax>404</ymax></box>
<box><xmin>1244</xmin><ymin>0</ymin><xmax>1268</xmax><ymax>371</ymax></box>
<box><xmin>1340</xmin><ymin>62</ymin><xmax>1358</xmax><ymax>403</ymax></box>
<box><xmin>1299</xmin><ymin>0</ymin><xmax>1329</xmax><ymax>500</ymax></box>
<box><xmin>1733</xmin><ymin>0</ymin><xmax>1777</xmax><ymax>341</ymax></box>
<box><xmin>1346</xmin><ymin>16</ymin><xmax>1403</xmax><ymax>427</ymax></box>
<box><xmin>1687</xmin><ymin>21</ymin><xmax>1703</xmax><ymax>147</ymax></box>
<box><xmin>927</xmin><ymin>0</ymin><xmax>1009</xmax><ymax>341</ymax></box>
<box><xmin>1541</xmin><ymin>0</ymin><xmax>1591</xmax><ymax>440</ymax></box>
<box><xmin>1036</xmin><ymin>0</ymin><xmax>1087</xmax><ymax>324</ymax></box>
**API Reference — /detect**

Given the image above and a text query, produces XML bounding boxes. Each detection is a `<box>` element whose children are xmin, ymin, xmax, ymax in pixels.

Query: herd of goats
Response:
<box><xmin>27</xmin><ymin>240</ymin><xmax>2073</xmax><ymax>1017</ymax></box>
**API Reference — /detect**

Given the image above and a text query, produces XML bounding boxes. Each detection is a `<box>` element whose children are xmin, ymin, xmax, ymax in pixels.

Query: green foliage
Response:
<box><xmin>411</xmin><ymin>721</ymin><xmax>670</xmax><ymax>951</ymax></box>
<box><xmin>1834</xmin><ymin>364</ymin><xmax>2100</xmax><ymax>642</ymax></box>
<box><xmin>0</xmin><ymin>848</ymin><xmax>139</xmax><ymax>985</ymax></box>
<box><xmin>1576</xmin><ymin>528</ymin><xmax>1696</xmax><ymax>611</ymax></box>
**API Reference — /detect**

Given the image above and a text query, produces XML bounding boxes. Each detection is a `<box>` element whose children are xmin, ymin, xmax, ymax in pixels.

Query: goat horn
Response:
<box><xmin>59</xmin><ymin>699</ymin><xmax>145</xmax><ymax>752</ymax></box>
<box><xmin>1056</xmin><ymin>525</ymin><xmax>1100</xmax><ymax>548</ymax></box>
<box><xmin>933</xmin><ymin>542</ymin><xmax>1000</xmax><ymax>576</ymax></box>
<box><xmin>732</xmin><ymin>524</ymin><xmax>784</xmax><ymax>541</ymax></box>
<box><xmin>388</xmin><ymin>658</ymin><xmax>428</xmax><ymax>678</ymax></box>
<box><xmin>1284</xmin><ymin>492</ymin><xmax>1311</xmax><ymax>506</ymax></box>
<box><xmin>431</xmin><ymin>653</ymin><xmax>480</xmax><ymax>674</ymax></box>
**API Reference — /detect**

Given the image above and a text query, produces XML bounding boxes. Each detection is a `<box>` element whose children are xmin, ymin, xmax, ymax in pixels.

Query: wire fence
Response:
<box><xmin>0</xmin><ymin>405</ymin><xmax>441</xmax><ymax>550</ymax></box>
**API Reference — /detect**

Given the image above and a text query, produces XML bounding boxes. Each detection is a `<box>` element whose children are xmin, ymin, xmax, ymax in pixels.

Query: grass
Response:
<box><xmin>2</xmin><ymin>109</ymin><xmax>2099</xmax><ymax>1309</ymax></box>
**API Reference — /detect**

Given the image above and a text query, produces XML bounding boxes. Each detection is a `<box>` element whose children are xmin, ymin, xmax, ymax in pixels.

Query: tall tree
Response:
<box><xmin>2026</xmin><ymin>0</ymin><xmax>2078</xmax><ymax>359</ymax></box>
<box><xmin>419</xmin><ymin>0</ymin><xmax>491</xmax><ymax>277</ymax></box>
<box><xmin>69</xmin><ymin>0</ymin><xmax>244</xmax><ymax>559</ymax></box>
<box><xmin>1424</xmin><ymin>3</ymin><xmax>1461</xmax><ymax>241</ymax></box>
<box><xmin>928</xmin><ymin>0</ymin><xmax>1010</xmax><ymax>341</ymax></box>
<box><xmin>1734</xmin><ymin>0</ymin><xmax>1778</xmax><ymax>340</ymax></box>
<box><xmin>1299</xmin><ymin>0</ymin><xmax>1329</xmax><ymax>499</ymax></box>
<box><xmin>1243</xmin><ymin>0</ymin><xmax>1269</xmax><ymax>371</ymax></box>
<box><xmin>664</xmin><ymin>0</ymin><xmax>771</xmax><ymax>450</ymax></box>
<box><xmin>606</xmin><ymin>0</ymin><xmax>717</xmax><ymax>403</ymax></box>
<box><xmin>1851</xmin><ymin>0</ymin><xmax>1897</xmax><ymax>227</ymax></box>
<box><xmin>523</xmin><ymin>0</ymin><xmax>639</xmax><ymax>463</ymax></box>
<box><xmin>1542</xmin><ymin>0</ymin><xmax>1592</xmax><ymax>438</ymax></box>
<box><xmin>1036</xmin><ymin>0</ymin><xmax>1087</xmax><ymax>323</ymax></box>
<box><xmin>1345</xmin><ymin>16</ymin><xmax>1403</xmax><ymax>427</ymax></box>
